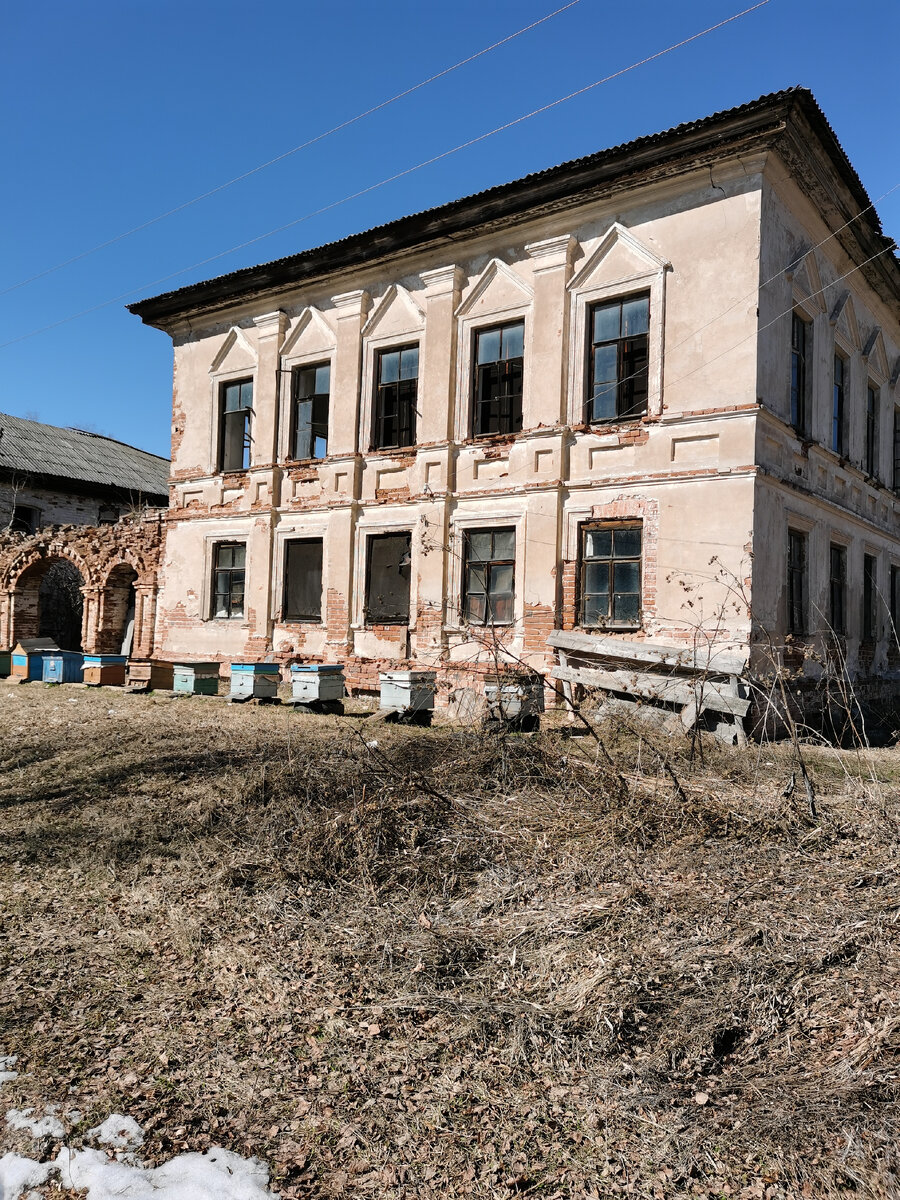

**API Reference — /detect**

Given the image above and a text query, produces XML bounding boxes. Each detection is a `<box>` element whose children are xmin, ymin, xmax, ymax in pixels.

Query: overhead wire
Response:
<box><xmin>0</xmin><ymin>0</ymin><xmax>582</xmax><ymax>300</ymax></box>
<box><xmin>0</xmin><ymin>0</ymin><xmax>772</xmax><ymax>351</ymax></box>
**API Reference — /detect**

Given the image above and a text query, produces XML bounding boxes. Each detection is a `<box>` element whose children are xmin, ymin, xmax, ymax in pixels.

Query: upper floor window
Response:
<box><xmin>866</xmin><ymin>383</ymin><xmax>879</xmax><ymax>479</ymax></box>
<box><xmin>586</xmin><ymin>294</ymin><xmax>649</xmax><ymax>423</ymax></box>
<box><xmin>283</xmin><ymin>538</ymin><xmax>323</xmax><ymax>623</ymax></box>
<box><xmin>373</xmin><ymin>345</ymin><xmax>418</xmax><ymax>450</ymax></box>
<box><xmin>212</xmin><ymin>542</ymin><xmax>245</xmax><ymax>619</ymax></box>
<box><xmin>829</xmin><ymin>543</ymin><xmax>847</xmax><ymax>635</ymax></box>
<box><xmin>473</xmin><ymin>321</ymin><xmax>524</xmax><ymax>437</ymax></box>
<box><xmin>580</xmin><ymin>522</ymin><xmax>642</xmax><ymax>628</ymax></box>
<box><xmin>790</xmin><ymin>314</ymin><xmax>810</xmax><ymax>437</ymax></box>
<box><xmin>787</xmin><ymin>528</ymin><xmax>807</xmax><ymax>635</ymax></box>
<box><xmin>291</xmin><ymin>363</ymin><xmax>329</xmax><ymax>460</ymax></box>
<box><xmin>220</xmin><ymin>378</ymin><xmax>253</xmax><ymax>472</ymax></box>
<box><xmin>462</xmin><ymin>528</ymin><xmax>515</xmax><ymax>626</ymax></box>
<box><xmin>832</xmin><ymin>355</ymin><xmax>846</xmax><ymax>455</ymax></box>
<box><xmin>893</xmin><ymin>408</ymin><xmax>900</xmax><ymax>496</ymax></box>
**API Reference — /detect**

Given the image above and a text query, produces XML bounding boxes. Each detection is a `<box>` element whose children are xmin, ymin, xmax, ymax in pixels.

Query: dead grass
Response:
<box><xmin>2</xmin><ymin>685</ymin><xmax>900</xmax><ymax>1197</ymax></box>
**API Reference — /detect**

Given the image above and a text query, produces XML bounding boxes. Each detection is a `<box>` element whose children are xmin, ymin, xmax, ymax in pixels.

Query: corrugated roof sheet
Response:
<box><xmin>0</xmin><ymin>412</ymin><xmax>169</xmax><ymax>500</ymax></box>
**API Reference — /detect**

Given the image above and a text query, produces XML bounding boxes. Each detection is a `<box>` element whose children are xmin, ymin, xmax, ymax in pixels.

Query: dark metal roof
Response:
<box><xmin>129</xmin><ymin>87</ymin><xmax>897</xmax><ymax>327</ymax></box>
<box><xmin>0</xmin><ymin>412</ymin><xmax>169</xmax><ymax>501</ymax></box>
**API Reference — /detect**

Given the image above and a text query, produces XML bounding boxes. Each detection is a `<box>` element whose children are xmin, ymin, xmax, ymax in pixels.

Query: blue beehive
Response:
<box><xmin>43</xmin><ymin>651</ymin><xmax>84</xmax><ymax>684</ymax></box>
<box><xmin>230</xmin><ymin>662</ymin><xmax>281</xmax><ymax>700</ymax></box>
<box><xmin>172</xmin><ymin>662</ymin><xmax>220</xmax><ymax>695</ymax></box>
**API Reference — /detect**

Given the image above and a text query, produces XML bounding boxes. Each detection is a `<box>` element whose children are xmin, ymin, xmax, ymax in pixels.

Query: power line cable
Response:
<box><xmin>0</xmin><ymin>1</ymin><xmax>581</xmax><ymax>300</ymax></box>
<box><xmin>0</xmin><ymin>0</ymin><xmax>772</xmax><ymax>351</ymax></box>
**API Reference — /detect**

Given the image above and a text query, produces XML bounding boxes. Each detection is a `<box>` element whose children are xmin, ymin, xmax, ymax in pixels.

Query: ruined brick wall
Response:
<box><xmin>0</xmin><ymin>511</ymin><xmax>165</xmax><ymax>655</ymax></box>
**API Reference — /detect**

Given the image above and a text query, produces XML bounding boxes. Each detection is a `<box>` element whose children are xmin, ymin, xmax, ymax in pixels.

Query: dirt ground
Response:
<box><xmin>2</xmin><ymin>683</ymin><xmax>900</xmax><ymax>1198</ymax></box>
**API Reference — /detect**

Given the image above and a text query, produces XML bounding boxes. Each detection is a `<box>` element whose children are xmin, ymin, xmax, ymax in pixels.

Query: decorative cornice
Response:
<box><xmin>330</xmin><ymin>290</ymin><xmax>369</xmax><ymax>320</ymax></box>
<box><xmin>421</xmin><ymin>264</ymin><xmax>464</xmax><ymax>297</ymax></box>
<box><xmin>525</xmin><ymin>234</ymin><xmax>575</xmax><ymax>274</ymax></box>
<box><xmin>252</xmin><ymin>310</ymin><xmax>288</xmax><ymax>340</ymax></box>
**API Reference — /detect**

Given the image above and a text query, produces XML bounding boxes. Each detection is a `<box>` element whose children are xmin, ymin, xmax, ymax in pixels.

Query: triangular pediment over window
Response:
<box><xmin>455</xmin><ymin>258</ymin><xmax>533</xmax><ymax>318</ymax></box>
<box><xmin>362</xmin><ymin>284</ymin><xmax>425</xmax><ymax>339</ymax></box>
<box><xmin>281</xmin><ymin>307</ymin><xmax>336</xmax><ymax>359</ymax></box>
<box><xmin>829</xmin><ymin>291</ymin><xmax>861</xmax><ymax>351</ymax></box>
<box><xmin>568</xmin><ymin>223</ymin><xmax>670</xmax><ymax>292</ymax></box>
<box><xmin>208</xmin><ymin>326</ymin><xmax>257</xmax><ymax>374</ymax></box>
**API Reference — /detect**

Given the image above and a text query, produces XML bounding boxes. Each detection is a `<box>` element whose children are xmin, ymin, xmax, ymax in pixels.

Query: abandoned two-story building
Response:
<box><xmin>128</xmin><ymin>88</ymin><xmax>900</xmax><ymax>704</ymax></box>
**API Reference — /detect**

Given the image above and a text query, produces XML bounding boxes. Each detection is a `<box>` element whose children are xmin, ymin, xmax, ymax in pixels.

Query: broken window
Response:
<box><xmin>865</xmin><ymin>383</ymin><xmax>879</xmax><ymax>479</ymax></box>
<box><xmin>97</xmin><ymin>504</ymin><xmax>119</xmax><ymax>524</ymax></box>
<box><xmin>863</xmin><ymin>553</ymin><xmax>877</xmax><ymax>641</ymax></box>
<box><xmin>220</xmin><ymin>378</ymin><xmax>253</xmax><ymax>472</ymax></box>
<box><xmin>462</xmin><ymin>528</ymin><xmax>515</xmax><ymax>626</ymax></box>
<box><xmin>11</xmin><ymin>505</ymin><xmax>40</xmax><ymax>534</ymax></box>
<box><xmin>787</xmin><ymin>529</ymin><xmax>807</xmax><ymax>635</ymax></box>
<box><xmin>473</xmin><ymin>321</ymin><xmax>524</xmax><ymax>437</ymax></box>
<box><xmin>283</xmin><ymin>538</ymin><xmax>323</xmax><ymax>622</ymax></box>
<box><xmin>212</xmin><ymin>542</ymin><xmax>246</xmax><ymax>619</ymax></box>
<box><xmin>586</xmin><ymin>294</ymin><xmax>649</xmax><ymax>423</ymax></box>
<box><xmin>580</xmin><ymin>523</ymin><xmax>642</xmax><ymax>628</ymax></box>
<box><xmin>829</xmin><ymin>543</ymin><xmax>846</xmax><ymax>635</ymax></box>
<box><xmin>365</xmin><ymin>532</ymin><xmax>411</xmax><ymax>624</ymax></box>
<box><xmin>790</xmin><ymin>314</ymin><xmax>810</xmax><ymax>436</ymax></box>
<box><xmin>832</xmin><ymin>354</ymin><xmax>846</xmax><ymax>455</ymax></box>
<box><xmin>373</xmin><ymin>345</ymin><xmax>418</xmax><ymax>450</ymax></box>
<box><xmin>291</xmin><ymin>363</ymin><xmax>330</xmax><ymax>460</ymax></box>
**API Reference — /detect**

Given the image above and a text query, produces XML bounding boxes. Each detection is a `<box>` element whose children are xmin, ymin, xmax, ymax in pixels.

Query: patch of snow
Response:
<box><xmin>0</xmin><ymin>1056</ymin><xmax>18</xmax><ymax>1087</ymax></box>
<box><xmin>0</xmin><ymin>1151</ymin><xmax>54</xmax><ymax>1198</ymax></box>
<box><xmin>6</xmin><ymin>1108</ymin><xmax>65</xmax><ymax>1139</ymax></box>
<box><xmin>66</xmin><ymin>1108</ymin><xmax>83</xmax><ymax>1124</ymax></box>
<box><xmin>56</xmin><ymin>1144</ymin><xmax>278</xmax><ymax>1199</ymax></box>
<box><xmin>86</xmin><ymin>1114</ymin><xmax>143</xmax><ymax>1150</ymax></box>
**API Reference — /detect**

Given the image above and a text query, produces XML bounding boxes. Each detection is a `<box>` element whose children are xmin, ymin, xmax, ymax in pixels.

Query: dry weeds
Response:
<box><xmin>2</xmin><ymin>685</ymin><xmax>900</xmax><ymax>1197</ymax></box>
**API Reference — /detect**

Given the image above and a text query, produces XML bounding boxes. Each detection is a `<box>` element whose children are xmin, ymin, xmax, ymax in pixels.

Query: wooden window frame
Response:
<box><xmin>790</xmin><ymin>314</ymin><xmax>810</xmax><ymax>437</ymax></box>
<box><xmin>462</xmin><ymin>528</ymin><xmax>516</xmax><ymax>627</ymax></box>
<box><xmin>865</xmin><ymin>383</ymin><xmax>879</xmax><ymax>479</ymax></box>
<box><xmin>219</xmin><ymin>378</ymin><xmax>253</xmax><ymax>473</ymax></box>
<box><xmin>585</xmin><ymin>293</ymin><xmax>650</xmax><ymax>424</ymax></box>
<box><xmin>472</xmin><ymin>321</ymin><xmax>524</xmax><ymax>438</ymax></box>
<box><xmin>829</xmin><ymin>543</ymin><xmax>847</xmax><ymax>636</ymax></box>
<box><xmin>282</xmin><ymin>538</ymin><xmax>323</xmax><ymax>623</ymax></box>
<box><xmin>787</xmin><ymin>529</ymin><xmax>807</xmax><ymax>635</ymax></box>
<box><xmin>211</xmin><ymin>542</ymin><xmax>246</xmax><ymax>620</ymax></box>
<box><xmin>862</xmin><ymin>553</ymin><xmax>877</xmax><ymax>642</ymax></box>
<box><xmin>290</xmin><ymin>362</ymin><xmax>330</xmax><ymax>461</ymax></box>
<box><xmin>832</xmin><ymin>354</ymin><xmax>846</xmax><ymax>456</ymax></box>
<box><xmin>372</xmin><ymin>344</ymin><xmax>418</xmax><ymax>451</ymax></box>
<box><xmin>579</xmin><ymin>521</ymin><xmax>642</xmax><ymax>630</ymax></box>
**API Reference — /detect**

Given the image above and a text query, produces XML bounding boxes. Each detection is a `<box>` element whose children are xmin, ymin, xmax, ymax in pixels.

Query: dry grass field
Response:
<box><xmin>2</xmin><ymin>684</ymin><xmax>900</xmax><ymax>1197</ymax></box>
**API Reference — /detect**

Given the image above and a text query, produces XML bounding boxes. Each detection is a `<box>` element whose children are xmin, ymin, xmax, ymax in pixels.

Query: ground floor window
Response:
<box><xmin>365</xmin><ymin>532</ymin><xmax>411</xmax><ymax>624</ymax></box>
<box><xmin>862</xmin><ymin>553</ymin><xmax>877</xmax><ymax>641</ymax></box>
<box><xmin>212</xmin><ymin>542</ymin><xmax>246</xmax><ymax>618</ymax></box>
<box><xmin>829</xmin><ymin>543</ymin><xmax>846</xmax><ymax>635</ymax></box>
<box><xmin>283</xmin><ymin>538</ymin><xmax>323</xmax><ymax>622</ymax></box>
<box><xmin>462</xmin><ymin>528</ymin><xmax>515</xmax><ymax>625</ymax></box>
<box><xmin>580</xmin><ymin>522</ymin><xmax>642</xmax><ymax>628</ymax></box>
<box><xmin>787</xmin><ymin>530</ymin><xmax>807</xmax><ymax>635</ymax></box>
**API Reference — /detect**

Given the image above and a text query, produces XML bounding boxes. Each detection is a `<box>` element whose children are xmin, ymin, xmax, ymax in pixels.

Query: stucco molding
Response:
<box><xmin>362</xmin><ymin>284</ymin><xmax>425</xmax><ymax>338</ymax></box>
<box><xmin>208</xmin><ymin>326</ymin><xmax>257</xmax><ymax>375</ymax></box>
<box><xmin>454</xmin><ymin>257</ymin><xmax>533</xmax><ymax>319</ymax></box>
<box><xmin>829</xmin><ymin>290</ymin><xmax>861</xmax><ymax>351</ymax></box>
<box><xmin>280</xmin><ymin>306</ymin><xmax>336</xmax><ymax>359</ymax></box>
<box><xmin>788</xmin><ymin>247</ymin><xmax>826</xmax><ymax>314</ymax></box>
<box><xmin>862</xmin><ymin>327</ymin><xmax>889</xmax><ymax>384</ymax></box>
<box><xmin>567</xmin><ymin>222</ymin><xmax>670</xmax><ymax>293</ymax></box>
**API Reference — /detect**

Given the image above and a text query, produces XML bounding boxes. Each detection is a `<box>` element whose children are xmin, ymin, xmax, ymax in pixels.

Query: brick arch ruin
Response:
<box><xmin>0</xmin><ymin>512</ymin><xmax>164</xmax><ymax>657</ymax></box>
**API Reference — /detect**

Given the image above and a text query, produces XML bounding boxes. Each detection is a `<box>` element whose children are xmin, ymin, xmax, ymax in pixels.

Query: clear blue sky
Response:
<box><xmin>2</xmin><ymin>0</ymin><xmax>897</xmax><ymax>460</ymax></box>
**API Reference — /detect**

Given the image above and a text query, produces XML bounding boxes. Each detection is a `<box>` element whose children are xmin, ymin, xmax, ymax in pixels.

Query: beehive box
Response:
<box><xmin>82</xmin><ymin>655</ymin><xmax>128</xmax><ymax>687</ymax></box>
<box><xmin>125</xmin><ymin>660</ymin><xmax>175</xmax><ymax>692</ymax></box>
<box><xmin>11</xmin><ymin>639</ymin><xmax>59</xmax><ymax>681</ymax></box>
<box><xmin>290</xmin><ymin>664</ymin><xmax>345</xmax><ymax>703</ymax></box>
<box><xmin>172</xmin><ymin>662</ymin><xmax>220</xmax><ymax>696</ymax></box>
<box><xmin>42</xmin><ymin>651</ymin><xmax>84</xmax><ymax>684</ymax></box>
<box><xmin>230</xmin><ymin>662</ymin><xmax>281</xmax><ymax>700</ymax></box>
<box><xmin>484</xmin><ymin>676</ymin><xmax>545</xmax><ymax>730</ymax></box>
<box><xmin>379</xmin><ymin>670</ymin><xmax>436</xmax><ymax>712</ymax></box>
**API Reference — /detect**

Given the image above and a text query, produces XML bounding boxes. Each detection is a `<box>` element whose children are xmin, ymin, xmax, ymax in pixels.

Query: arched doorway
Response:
<box><xmin>14</xmin><ymin>557</ymin><xmax>85</xmax><ymax>651</ymax></box>
<box><xmin>100</xmin><ymin>563</ymin><xmax>138</xmax><ymax>654</ymax></box>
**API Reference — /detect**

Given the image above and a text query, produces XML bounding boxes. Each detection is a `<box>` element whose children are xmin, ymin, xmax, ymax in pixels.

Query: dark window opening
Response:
<box><xmin>291</xmin><ymin>363</ymin><xmax>330</xmax><ymax>460</ymax></box>
<box><xmin>366</xmin><ymin>532</ymin><xmax>411</xmax><ymax>624</ymax></box>
<box><xmin>790</xmin><ymin>313</ymin><xmax>810</xmax><ymax>436</ymax></box>
<box><xmin>283</xmin><ymin>538</ymin><xmax>323</xmax><ymax>622</ymax></box>
<box><xmin>580</xmin><ymin>523</ymin><xmax>642</xmax><ymax>628</ymax></box>
<box><xmin>787</xmin><ymin>529</ymin><xmax>807</xmax><ymax>635</ymax></box>
<box><xmin>373</xmin><ymin>345</ymin><xmax>418</xmax><ymax>450</ymax></box>
<box><xmin>586</xmin><ymin>294</ymin><xmax>650</xmax><ymax>423</ymax></box>
<box><xmin>866</xmin><ymin>384</ymin><xmax>879</xmax><ymax>479</ymax></box>
<box><xmin>863</xmin><ymin>553</ymin><xmax>877</xmax><ymax>641</ymax></box>
<box><xmin>220</xmin><ymin>378</ymin><xmax>253</xmax><ymax>472</ymax></box>
<box><xmin>893</xmin><ymin>409</ymin><xmax>900</xmax><ymax>496</ymax></box>
<box><xmin>463</xmin><ymin>528</ymin><xmax>515</xmax><ymax>626</ymax></box>
<box><xmin>97</xmin><ymin>504</ymin><xmax>119</xmax><ymax>525</ymax></box>
<box><xmin>829</xmin><ymin>544</ymin><xmax>846</xmax><ymax>635</ymax></box>
<box><xmin>832</xmin><ymin>355</ymin><xmax>846</xmax><ymax>455</ymax></box>
<box><xmin>473</xmin><ymin>321</ymin><xmax>524</xmax><ymax>437</ymax></box>
<box><xmin>212</xmin><ymin>542</ymin><xmax>246</xmax><ymax>619</ymax></box>
<box><xmin>891</xmin><ymin>564</ymin><xmax>900</xmax><ymax>643</ymax></box>
<box><xmin>11</xmin><ymin>505</ymin><xmax>40</xmax><ymax>534</ymax></box>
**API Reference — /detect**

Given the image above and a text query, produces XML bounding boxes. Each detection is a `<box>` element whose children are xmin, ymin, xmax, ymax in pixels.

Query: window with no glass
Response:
<box><xmin>291</xmin><ymin>363</ymin><xmax>330</xmax><ymax>460</ymax></box>
<box><xmin>212</xmin><ymin>543</ymin><xmax>246</xmax><ymax>619</ymax></box>
<box><xmin>893</xmin><ymin>409</ymin><xmax>900</xmax><ymax>496</ymax></box>
<box><xmin>473</xmin><ymin>321</ymin><xmax>524</xmax><ymax>437</ymax></box>
<box><xmin>787</xmin><ymin>529</ymin><xmax>807</xmax><ymax>635</ymax></box>
<box><xmin>365</xmin><ymin>532</ymin><xmax>411</xmax><ymax>624</ymax></box>
<box><xmin>220</xmin><ymin>378</ymin><xmax>253</xmax><ymax>472</ymax></box>
<box><xmin>829</xmin><ymin>543</ymin><xmax>846</xmax><ymax>635</ymax></box>
<box><xmin>863</xmin><ymin>553</ymin><xmax>877</xmax><ymax>641</ymax></box>
<box><xmin>866</xmin><ymin>384</ymin><xmax>879</xmax><ymax>478</ymax></box>
<box><xmin>832</xmin><ymin>355</ymin><xmax>846</xmax><ymax>455</ymax></box>
<box><xmin>283</xmin><ymin>538</ymin><xmax>323</xmax><ymax>622</ymax></box>
<box><xmin>373</xmin><ymin>345</ymin><xmax>418</xmax><ymax>450</ymax></box>
<box><xmin>891</xmin><ymin>564</ymin><xmax>900</xmax><ymax>641</ymax></box>
<box><xmin>586</xmin><ymin>294</ymin><xmax>650</xmax><ymax>423</ymax></box>
<box><xmin>790</xmin><ymin>314</ymin><xmax>810</xmax><ymax>436</ymax></box>
<box><xmin>580</xmin><ymin>523</ymin><xmax>642</xmax><ymax>628</ymax></box>
<box><xmin>462</xmin><ymin>528</ymin><xmax>515</xmax><ymax>626</ymax></box>
<box><xmin>11</xmin><ymin>505</ymin><xmax>40</xmax><ymax>534</ymax></box>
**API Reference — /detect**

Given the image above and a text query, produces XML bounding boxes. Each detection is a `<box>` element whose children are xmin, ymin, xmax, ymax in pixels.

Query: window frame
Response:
<box><xmin>787</xmin><ymin>528</ymin><xmax>808</xmax><ymax>636</ymax></box>
<box><xmin>584</xmin><ymin>293</ymin><xmax>650</xmax><ymax>425</ymax></box>
<box><xmin>790</xmin><ymin>313</ymin><xmax>811</xmax><ymax>437</ymax></box>
<box><xmin>364</xmin><ymin>531</ymin><xmax>412</xmax><ymax>626</ymax></box>
<box><xmin>865</xmin><ymin>382</ymin><xmax>880</xmax><ymax>479</ymax></box>
<box><xmin>282</xmin><ymin>537</ymin><xmax>324</xmax><ymax>623</ymax></box>
<box><xmin>829</xmin><ymin>542</ymin><xmax>847</xmax><ymax>636</ymax></box>
<box><xmin>10</xmin><ymin>504</ymin><xmax>40</xmax><ymax>534</ymax></box>
<box><xmin>211</xmin><ymin>541</ymin><xmax>247</xmax><ymax>620</ymax></box>
<box><xmin>832</xmin><ymin>353</ymin><xmax>847</xmax><ymax>456</ymax></box>
<box><xmin>471</xmin><ymin>319</ymin><xmax>525</xmax><ymax>439</ymax></box>
<box><xmin>372</xmin><ymin>343</ymin><xmax>419</xmax><ymax>451</ymax></box>
<box><xmin>890</xmin><ymin>563</ymin><xmax>900</xmax><ymax>645</ymax></box>
<box><xmin>461</xmin><ymin>527</ymin><xmax>517</xmax><ymax>627</ymax></box>
<box><xmin>289</xmin><ymin>361</ymin><xmax>330</xmax><ymax>462</ymax></box>
<box><xmin>578</xmin><ymin>520</ymin><xmax>643</xmax><ymax>630</ymax></box>
<box><xmin>218</xmin><ymin>377</ymin><xmax>254</xmax><ymax>474</ymax></box>
<box><xmin>862</xmin><ymin>552</ymin><xmax>878</xmax><ymax>642</ymax></box>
